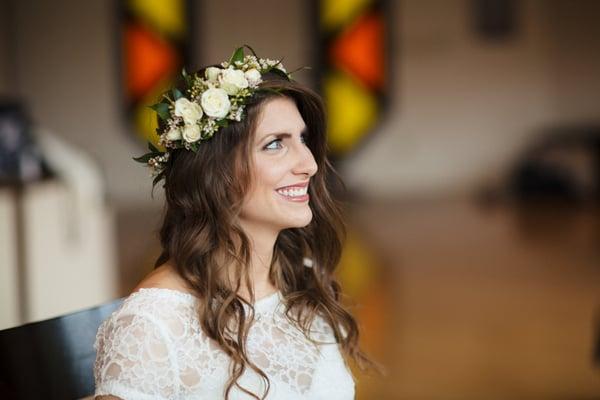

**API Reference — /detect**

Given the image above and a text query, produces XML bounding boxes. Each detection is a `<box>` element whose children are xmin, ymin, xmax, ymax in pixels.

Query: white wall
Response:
<box><xmin>543</xmin><ymin>0</ymin><xmax>600</xmax><ymax>124</ymax></box>
<box><xmin>8</xmin><ymin>0</ymin><xmax>157</xmax><ymax>210</ymax></box>
<box><xmin>1</xmin><ymin>0</ymin><xmax>599</xmax><ymax>207</ymax></box>
<box><xmin>342</xmin><ymin>0</ymin><xmax>600</xmax><ymax>197</ymax></box>
<box><xmin>0</xmin><ymin>190</ymin><xmax>19</xmax><ymax>328</ymax></box>
<box><xmin>201</xmin><ymin>0</ymin><xmax>310</xmax><ymax>87</ymax></box>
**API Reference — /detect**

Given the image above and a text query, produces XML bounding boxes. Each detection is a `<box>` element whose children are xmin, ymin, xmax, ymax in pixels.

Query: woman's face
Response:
<box><xmin>239</xmin><ymin>97</ymin><xmax>318</xmax><ymax>235</ymax></box>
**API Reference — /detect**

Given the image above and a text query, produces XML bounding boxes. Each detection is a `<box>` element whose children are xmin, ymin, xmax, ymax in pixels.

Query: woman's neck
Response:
<box><xmin>236</xmin><ymin>221</ymin><xmax>280</xmax><ymax>301</ymax></box>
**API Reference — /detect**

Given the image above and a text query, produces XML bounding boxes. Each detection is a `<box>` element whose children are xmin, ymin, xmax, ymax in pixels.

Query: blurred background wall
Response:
<box><xmin>345</xmin><ymin>0</ymin><xmax>600</xmax><ymax>197</ymax></box>
<box><xmin>1</xmin><ymin>0</ymin><xmax>598</xmax><ymax>208</ymax></box>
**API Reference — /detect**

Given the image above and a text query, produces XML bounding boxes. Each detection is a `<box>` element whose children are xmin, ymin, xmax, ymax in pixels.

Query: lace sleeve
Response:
<box><xmin>94</xmin><ymin>313</ymin><xmax>180</xmax><ymax>400</ymax></box>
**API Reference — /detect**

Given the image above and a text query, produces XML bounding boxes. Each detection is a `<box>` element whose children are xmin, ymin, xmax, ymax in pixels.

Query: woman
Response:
<box><xmin>94</xmin><ymin>47</ymin><xmax>375</xmax><ymax>399</ymax></box>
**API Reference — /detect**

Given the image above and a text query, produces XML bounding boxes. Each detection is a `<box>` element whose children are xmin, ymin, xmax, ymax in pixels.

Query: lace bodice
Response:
<box><xmin>94</xmin><ymin>288</ymin><xmax>355</xmax><ymax>399</ymax></box>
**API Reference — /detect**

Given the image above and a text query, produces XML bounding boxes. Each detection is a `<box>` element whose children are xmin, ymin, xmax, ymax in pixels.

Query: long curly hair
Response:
<box><xmin>152</xmin><ymin>70</ymin><xmax>375</xmax><ymax>399</ymax></box>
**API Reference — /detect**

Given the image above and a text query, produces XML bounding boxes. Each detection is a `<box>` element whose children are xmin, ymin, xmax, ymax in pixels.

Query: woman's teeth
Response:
<box><xmin>276</xmin><ymin>187</ymin><xmax>308</xmax><ymax>197</ymax></box>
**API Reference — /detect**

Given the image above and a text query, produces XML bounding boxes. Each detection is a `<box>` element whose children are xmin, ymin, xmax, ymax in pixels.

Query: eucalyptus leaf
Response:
<box><xmin>172</xmin><ymin>88</ymin><xmax>184</xmax><ymax>100</ymax></box>
<box><xmin>150</xmin><ymin>103</ymin><xmax>170</xmax><ymax>120</ymax></box>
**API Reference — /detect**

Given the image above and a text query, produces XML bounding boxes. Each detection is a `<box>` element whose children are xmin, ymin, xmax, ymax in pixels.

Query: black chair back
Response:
<box><xmin>0</xmin><ymin>299</ymin><xmax>123</xmax><ymax>400</ymax></box>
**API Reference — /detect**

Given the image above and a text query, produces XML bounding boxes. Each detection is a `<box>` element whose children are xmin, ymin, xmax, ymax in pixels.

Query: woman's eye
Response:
<box><xmin>264</xmin><ymin>139</ymin><xmax>283</xmax><ymax>150</ymax></box>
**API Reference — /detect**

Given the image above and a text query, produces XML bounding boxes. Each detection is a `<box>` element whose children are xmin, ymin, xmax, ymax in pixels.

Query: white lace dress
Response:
<box><xmin>94</xmin><ymin>288</ymin><xmax>355</xmax><ymax>399</ymax></box>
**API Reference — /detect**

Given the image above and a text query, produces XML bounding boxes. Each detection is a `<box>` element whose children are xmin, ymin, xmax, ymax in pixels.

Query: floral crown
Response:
<box><xmin>133</xmin><ymin>45</ymin><xmax>293</xmax><ymax>184</ymax></box>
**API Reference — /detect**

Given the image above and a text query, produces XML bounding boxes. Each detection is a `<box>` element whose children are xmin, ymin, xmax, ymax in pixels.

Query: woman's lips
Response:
<box><xmin>276</xmin><ymin>191</ymin><xmax>309</xmax><ymax>202</ymax></box>
<box><xmin>276</xmin><ymin>182</ymin><xmax>309</xmax><ymax>190</ymax></box>
<box><xmin>275</xmin><ymin>184</ymin><xmax>309</xmax><ymax>202</ymax></box>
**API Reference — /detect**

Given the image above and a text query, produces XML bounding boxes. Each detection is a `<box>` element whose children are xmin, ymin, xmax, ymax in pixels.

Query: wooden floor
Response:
<box><xmin>349</xmin><ymin>198</ymin><xmax>600</xmax><ymax>399</ymax></box>
<box><xmin>116</xmin><ymin>197</ymin><xmax>600</xmax><ymax>399</ymax></box>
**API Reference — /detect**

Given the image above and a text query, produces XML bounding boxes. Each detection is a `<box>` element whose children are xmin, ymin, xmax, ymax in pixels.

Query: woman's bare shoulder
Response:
<box><xmin>131</xmin><ymin>262</ymin><xmax>195</xmax><ymax>297</ymax></box>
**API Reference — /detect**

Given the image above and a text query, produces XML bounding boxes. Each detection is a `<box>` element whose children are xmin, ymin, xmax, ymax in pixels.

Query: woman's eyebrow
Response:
<box><xmin>259</xmin><ymin>126</ymin><xmax>308</xmax><ymax>142</ymax></box>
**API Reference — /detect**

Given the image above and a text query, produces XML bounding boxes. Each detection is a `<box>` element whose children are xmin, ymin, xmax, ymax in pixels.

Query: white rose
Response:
<box><xmin>182</xmin><ymin>123</ymin><xmax>201</xmax><ymax>143</ymax></box>
<box><xmin>205</xmin><ymin>67</ymin><xmax>221</xmax><ymax>83</ymax></box>
<box><xmin>244</xmin><ymin>68</ymin><xmax>262</xmax><ymax>87</ymax></box>
<box><xmin>165</xmin><ymin>127</ymin><xmax>182</xmax><ymax>141</ymax></box>
<box><xmin>174</xmin><ymin>98</ymin><xmax>203</xmax><ymax>125</ymax></box>
<box><xmin>201</xmin><ymin>88</ymin><xmax>231</xmax><ymax>119</ymax></box>
<box><xmin>219</xmin><ymin>68</ymin><xmax>248</xmax><ymax>95</ymax></box>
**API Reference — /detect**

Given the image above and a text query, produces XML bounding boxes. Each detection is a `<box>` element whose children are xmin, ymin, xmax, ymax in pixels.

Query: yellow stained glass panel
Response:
<box><xmin>128</xmin><ymin>0</ymin><xmax>185</xmax><ymax>38</ymax></box>
<box><xmin>324</xmin><ymin>71</ymin><xmax>377</xmax><ymax>154</ymax></box>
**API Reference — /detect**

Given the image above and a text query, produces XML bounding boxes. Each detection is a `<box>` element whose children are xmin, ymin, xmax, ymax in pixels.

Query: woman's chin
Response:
<box><xmin>281</xmin><ymin>211</ymin><xmax>313</xmax><ymax>229</ymax></box>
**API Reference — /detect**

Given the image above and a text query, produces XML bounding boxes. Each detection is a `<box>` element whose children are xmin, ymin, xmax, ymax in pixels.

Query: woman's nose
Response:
<box><xmin>293</xmin><ymin>143</ymin><xmax>318</xmax><ymax>177</ymax></box>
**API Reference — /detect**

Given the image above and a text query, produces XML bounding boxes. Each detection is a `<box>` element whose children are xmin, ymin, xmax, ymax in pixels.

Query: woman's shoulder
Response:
<box><xmin>94</xmin><ymin>290</ymin><xmax>197</xmax><ymax>399</ymax></box>
<box><xmin>130</xmin><ymin>262</ymin><xmax>196</xmax><ymax>298</ymax></box>
<box><xmin>96</xmin><ymin>289</ymin><xmax>197</xmax><ymax>345</ymax></box>
<box><xmin>124</xmin><ymin>287</ymin><xmax>198</xmax><ymax>312</ymax></box>
<box><xmin>96</xmin><ymin>264</ymin><xmax>200</xmax><ymax>345</ymax></box>
<box><xmin>123</xmin><ymin>264</ymin><xmax>197</xmax><ymax>312</ymax></box>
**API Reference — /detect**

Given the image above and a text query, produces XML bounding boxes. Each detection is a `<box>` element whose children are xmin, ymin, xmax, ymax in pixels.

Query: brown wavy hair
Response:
<box><xmin>152</xmin><ymin>70</ymin><xmax>376</xmax><ymax>399</ymax></box>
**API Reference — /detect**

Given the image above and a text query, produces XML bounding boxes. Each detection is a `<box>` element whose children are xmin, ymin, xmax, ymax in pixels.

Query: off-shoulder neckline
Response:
<box><xmin>130</xmin><ymin>287</ymin><xmax>282</xmax><ymax>313</ymax></box>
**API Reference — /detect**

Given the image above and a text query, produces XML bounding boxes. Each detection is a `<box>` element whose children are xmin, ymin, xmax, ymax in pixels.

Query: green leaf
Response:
<box><xmin>215</xmin><ymin>119</ymin><xmax>229</xmax><ymax>128</ymax></box>
<box><xmin>269</xmin><ymin>67</ymin><xmax>289</xmax><ymax>80</ymax></box>
<box><xmin>230</xmin><ymin>47</ymin><xmax>244</xmax><ymax>64</ymax></box>
<box><xmin>183</xmin><ymin>68</ymin><xmax>194</xmax><ymax>86</ymax></box>
<box><xmin>132</xmin><ymin>153</ymin><xmax>154</xmax><ymax>163</ymax></box>
<box><xmin>161</xmin><ymin>92</ymin><xmax>174</xmax><ymax>104</ymax></box>
<box><xmin>287</xmin><ymin>65</ymin><xmax>311</xmax><ymax>76</ymax></box>
<box><xmin>242</xmin><ymin>44</ymin><xmax>259</xmax><ymax>58</ymax></box>
<box><xmin>148</xmin><ymin>142</ymin><xmax>160</xmax><ymax>153</ymax></box>
<box><xmin>172</xmin><ymin>88</ymin><xmax>184</xmax><ymax>100</ymax></box>
<box><xmin>152</xmin><ymin>172</ymin><xmax>164</xmax><ymax>187</ymax></box>
<box><xmin>256</xmin><ymin>87</ymin><xmax>283</xmax><ymax>96</ymax></box>
<box><xmin>149</xmin><ymin>103</ymin><xmax>170</xmax><ymax>120</ymax></box>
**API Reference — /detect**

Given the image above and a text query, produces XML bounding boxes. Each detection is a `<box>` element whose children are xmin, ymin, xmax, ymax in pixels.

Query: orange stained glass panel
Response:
<box><xmin>330</xmin><ymin>12</ymin><xmax>385</xmax><ymax>90</ymax></box>
<box><xmin>125</xmin><ymin>23</ymin><xmax>179</xmax><ymax>99</ymax></box>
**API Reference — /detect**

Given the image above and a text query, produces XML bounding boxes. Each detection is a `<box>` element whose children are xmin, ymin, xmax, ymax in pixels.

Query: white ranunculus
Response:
<box><xmin>165</xmin><ymin>127</ymin><xmax>182</xmax><ymax>141</ymax></box>
<box><xmin>244</xmin><ymin>68</ymin><xmax>262</xmax><ymax>87</ymax></box>
<box><xmin>182</xmin><ymin>123</ymin><xmax>201</xmax><ymax>143</ymax></box>
<box><xmin>201</xmin><ymin>88</ymin><xmax>231</xmax><ymax>119</ymax></box>
<box><xmin>174</xmin><ymin>98</ymin><xmax>203</xmax><ymax>125</ymax></box>
<box><xmin>219</xmin><ymin>68</ymin><xmax>248</xmax><ymax>95</ymax></box>
<box><xmin>205</xmin><ymin>67</ymin><xmax>221</xmax><ymax>83</ymax></box>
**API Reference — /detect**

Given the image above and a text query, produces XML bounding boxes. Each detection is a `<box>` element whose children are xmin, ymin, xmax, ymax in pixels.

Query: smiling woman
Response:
<box><xmin>93</xmin><ymin>48</ymin><xmax>378</xmax><ymax>400</ymax></box>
